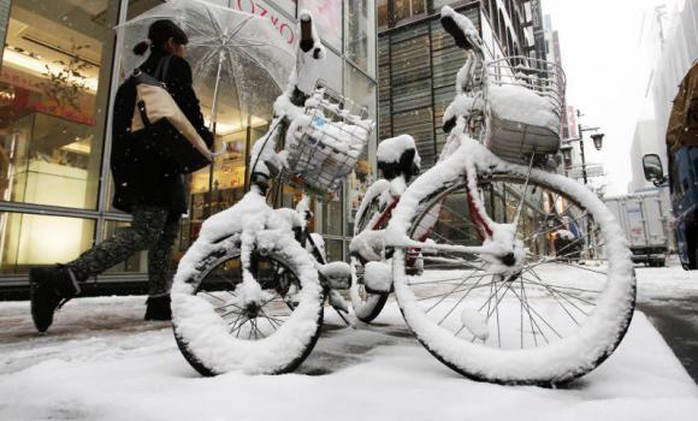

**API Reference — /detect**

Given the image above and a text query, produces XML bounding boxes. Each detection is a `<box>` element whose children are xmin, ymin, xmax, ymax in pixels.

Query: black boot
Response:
<box><xmin>144</xmin><ymin>295</ymin><xmax>171</xmax><ymax>321</ymax></box>
<box><xmin>29</xmin><ymin>265</ymin><xmax>81</xmax><ymax>333</ymax></box>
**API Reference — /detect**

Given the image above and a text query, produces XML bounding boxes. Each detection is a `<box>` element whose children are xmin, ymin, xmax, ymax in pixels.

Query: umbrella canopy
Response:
<box><xmin>118</xmin><ymin>0</ymin><xmax>295</xmax><ymax>133</ymax></box>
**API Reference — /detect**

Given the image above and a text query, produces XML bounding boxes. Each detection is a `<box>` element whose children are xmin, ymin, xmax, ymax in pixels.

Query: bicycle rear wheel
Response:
<box><xmin>350</xmin><ymin>181</ymin><xmax>391</xmax><ymax>322</ymax></box>
<box><xmin>392</xmin><ymin>164</ymin><xmax>636</xmax><ymax>386</ymax></box>
<box><xmin>172</xmin><ymin>236</ymin><xmax>324</xmax><ymax>375</ymax></box>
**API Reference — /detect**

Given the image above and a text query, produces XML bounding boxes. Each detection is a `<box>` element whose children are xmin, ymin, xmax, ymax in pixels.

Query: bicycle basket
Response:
<box><xmin>285</xmin><ymin>87</ymin><xmax>374</xmax><ymax>195</ymax></box>
<box><xmin>483</xmin><ymin>56</ymin><xmax>566</xmax><ymax>165</ymax></box>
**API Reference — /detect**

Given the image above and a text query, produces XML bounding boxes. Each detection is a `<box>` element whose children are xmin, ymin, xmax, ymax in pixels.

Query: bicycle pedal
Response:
<box><xmin>319</xmin><ymin>261</ymin><xmax>351</xmax><ymax>290</ymax></box>
<box><xmin>363</xmin><ymin>261</ymin><xmax>392</xmax><ymax>293</ymax></box>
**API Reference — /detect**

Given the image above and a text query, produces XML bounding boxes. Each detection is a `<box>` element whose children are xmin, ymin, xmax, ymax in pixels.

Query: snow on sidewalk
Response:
<box><xmin>1</xmin><ymin>282</ymin><xmax>697</xmax><ymax>421</ymax></box>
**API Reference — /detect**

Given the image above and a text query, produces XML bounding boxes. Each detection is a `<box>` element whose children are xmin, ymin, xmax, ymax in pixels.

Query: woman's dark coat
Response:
<box><xmin>110</xmin><ymin>49</ymin><xmax>213</xmax><ymax>215</ymax></box>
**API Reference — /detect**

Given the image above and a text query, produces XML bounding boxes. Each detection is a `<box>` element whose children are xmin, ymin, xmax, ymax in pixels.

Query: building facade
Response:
<box><xmin>644</xmin><ymin>0</ymin><xmax>698</xmax><ymax>188</ymax></box>
<box><xmin>0</xmin><ymin>0</ymin><xmax>378</xmax><ymax>294</ymax></box>
<box><xmin>376</xmin><ymin>0</ymin><xmax>540</xmax><ymax>169</ymax></box>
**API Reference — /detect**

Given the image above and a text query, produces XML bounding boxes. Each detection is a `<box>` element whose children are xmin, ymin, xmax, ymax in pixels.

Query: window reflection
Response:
<box><xmin>393</xmin><ymin>0</ymin><xmax>426</xmax><ymax>23</ymax></box>
<box><xmin>345</xmin><ymin>0</ymin><xmax>376</xmax><ymax>75</ymax></box>
<box><xmin>324</xmin><ymin>238</ymin><xmax>343</xmax><ymax>262</ymax></box>
<box><xmin>0</xmin><ymin>212</ymin><xmax>95</xmax><ymax>274</ymax></box>
<box><xmin>298</xmin><ymin>0</ymin><xmax>342</xmax><ymax>50</ymax></box>
<box><xmin>0</xmin><ymin>0</ymin><xmax>119</xmax><ymax>209</ymax></box>
<box><xmin>323</xmin><ymin>186</ymin><xmax>343</xmax><ymax>236</ymax></box>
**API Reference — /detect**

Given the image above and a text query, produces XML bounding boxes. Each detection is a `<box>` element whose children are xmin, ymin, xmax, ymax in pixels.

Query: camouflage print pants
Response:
<box><xmin>67</xmin><ymin>205</ymin><xmax>180</xmax><ymax>297</ymax></box>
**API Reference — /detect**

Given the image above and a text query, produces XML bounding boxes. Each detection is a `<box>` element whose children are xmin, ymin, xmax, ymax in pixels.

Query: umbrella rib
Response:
<box><xmin>204</xmin><ymin>6</ymin><xmax>227</xmax><ymax>42</ymax></box>
<box><xmin>229</xmin><ymin>47</ymin><xmax>288</xmax><ymax>91</ymax></box>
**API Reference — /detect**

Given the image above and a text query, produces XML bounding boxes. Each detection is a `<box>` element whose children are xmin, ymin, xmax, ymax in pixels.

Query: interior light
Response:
<box><xmin>2</xmin><ymin>48</ymin><xmax>99</xmax><ymax>93</ymax></box>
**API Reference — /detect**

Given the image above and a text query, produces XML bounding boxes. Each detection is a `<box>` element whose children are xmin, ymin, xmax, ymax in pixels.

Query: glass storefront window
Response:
<box><xmin>184</xmin><ymin>122</ymin><xmax>269</xmax><ymax>245</ymax></box>
<box><xmin>318</xmin><ymin>49</ymin><xmax>343</xmax><ymax>93</ymax></box>
<box><xmin>345</xmin><ymin>65</ymin><xmax>377</xmax><ymax>128</ymax></box>
<box><xmin>345</xmin><ymin>0</ymin><xmax>376</xmax><ymax>76</ymax></box>
<box><xmin>298</xmin><ymin>0</ymin><xmax>342</xmax><ymax>51</ymax></box>
<box><xmin>322</xmin><ymin>187</ymin><xmax>343</xmax><ymax>236</ymax></box>
<box><xmin>0</xmin><ymin>0</ymin><xmax>120</xmax><ymax>209</ymax></box>
<box><xmin>0</xmin><ymin>0</ymin><xmax>378</xmax><ymax>285</ymax></box>
<box><xmin>324</xmin><ymin>238</ymin><xmax>343</xmax><ymax>262</ymax></box>
<box><xmin>345</xmin><ymin>64</ymin><xmax>376</xmax><ymax>233</ymax></box>
<box><xmin>201</xmin><ymin>0</ymin><xmax>228</xmax><ymax>7</ymax></box>
<box><xmin>264</xmin><ymin>0</ymin><xmax>296</xmax><ymax>17</ymax></box>
<box><xmin>0</xmin><ymin>212</ymin><xmax>95</xmax><ymax>274</ymax></box>
<box><xmin>431</xmin><ymin>0</ymin><xmax>452</xmax><ymax>12</ymax></box>
<box><xmin>392</xmin><ymin>0</ymin><xmax>426</xmax><ymax>23</ymax></box>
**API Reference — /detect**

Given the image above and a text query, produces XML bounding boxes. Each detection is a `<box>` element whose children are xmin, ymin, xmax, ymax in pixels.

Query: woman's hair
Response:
<box><xmin>133</xmin><ymin>19</ymin><xmax>188</xmax><ymax>56</ymax></box>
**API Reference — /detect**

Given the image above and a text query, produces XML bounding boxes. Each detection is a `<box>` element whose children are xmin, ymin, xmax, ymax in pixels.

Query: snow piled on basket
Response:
<box><xmin>385</xmin><ymin>129</ymin><xmax>636</xmax><ymax>383</ymax></box>
<box><xmin>171</xmin><ymin>188</ymin><xmax>323</xmax><ymax>374</ymax></box>
<box><xmin>487</xmin><ymin>84</ymin><xmax>560</xmax><ymax>132</ymax></box>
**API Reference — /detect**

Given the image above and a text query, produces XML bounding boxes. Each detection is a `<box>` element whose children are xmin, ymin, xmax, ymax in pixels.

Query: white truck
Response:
<box><xmin>604</xmin><ymin>188</ymin><xmax>672</xmax><ymax>267</ymax></box>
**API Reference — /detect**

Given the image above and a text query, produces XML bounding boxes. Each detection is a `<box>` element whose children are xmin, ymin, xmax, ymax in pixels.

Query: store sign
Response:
<box><xmin>232</xmin><ymin>0</ymin><xmax>296</xmax><ymax>45</ymax></box>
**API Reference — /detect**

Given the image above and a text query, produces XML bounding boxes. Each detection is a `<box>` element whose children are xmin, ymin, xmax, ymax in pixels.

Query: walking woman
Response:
<box><xmin>29</xmin><ymin>19</ymin><xmax>214</xmax><ymax>332</ymax></box>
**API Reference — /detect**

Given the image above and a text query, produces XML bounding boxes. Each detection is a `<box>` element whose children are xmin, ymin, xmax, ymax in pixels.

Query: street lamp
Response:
<box><xmin>560</xmin><ymin>113</ymin><xmax>605</xmax><ymax>260</ymax></box>
<box><xmin>561</xmin><ymin>112</ymin><xmax>604</xmax><ymax>185</ymax></box>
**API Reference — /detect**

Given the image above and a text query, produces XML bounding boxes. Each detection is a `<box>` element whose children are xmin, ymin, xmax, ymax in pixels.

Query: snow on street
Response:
<box><xmin>2</xmin><ymin>264</ymin><xmax>698</xmax><ymax>421</ymax></box>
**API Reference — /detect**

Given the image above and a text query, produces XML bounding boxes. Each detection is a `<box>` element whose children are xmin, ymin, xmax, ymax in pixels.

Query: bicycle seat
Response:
<box><xmin>377</xmin><ymin>135</ymin><xmax>421</xmax><ymax>182</ymax></box>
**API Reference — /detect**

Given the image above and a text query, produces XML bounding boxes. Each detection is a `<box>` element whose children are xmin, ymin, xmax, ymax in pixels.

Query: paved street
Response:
<box><xmin>635</xmin><ymin>262</ymin><xmax>698</xmax><ymax>384</ymax></box>
<box><xmin>639</xmin><ymin>297</ymin><xmax>698</xmax><ymax>383</ymax></box>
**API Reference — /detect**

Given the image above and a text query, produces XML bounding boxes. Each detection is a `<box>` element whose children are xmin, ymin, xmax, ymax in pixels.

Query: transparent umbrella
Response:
<box><xmin>117</xmin><ymin>0</ymin><xmax>295</xmax><ymax>216</ymax></box>
<box><xmin>118</xmin><ymin>0</ymin><xmax>294</xmax><ymax>138</ymax></box>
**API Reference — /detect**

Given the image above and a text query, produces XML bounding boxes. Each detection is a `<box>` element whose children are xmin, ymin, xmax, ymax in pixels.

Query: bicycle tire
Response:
<box><xmin>172</xmin><ymin>234</ymin><xmax>324</xmax><ymax>376</ymax></box>
<box><xmin>350</xmin><ymin>180</ymin><xmax>391</xmax><ymax>322</ymax></box>
<box><xmin>391</xmin><ymin>157</ymin><xmax>636</xmax><ymax>386</ymax></box>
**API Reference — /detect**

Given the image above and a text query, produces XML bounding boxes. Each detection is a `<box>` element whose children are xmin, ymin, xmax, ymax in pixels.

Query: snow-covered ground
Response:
<box><xmin>2</xmin><ymin>264</ymin><xmax>698</xmax><ymax>421</ymax></box>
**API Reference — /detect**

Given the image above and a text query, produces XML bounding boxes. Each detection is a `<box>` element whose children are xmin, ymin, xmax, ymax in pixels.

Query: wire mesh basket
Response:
<box><xmin>285</xmin><ymin>86</ymin><xmax>374</xmax><ymax>195</ymax></box>
<box><xmin>483</xmin><ymin>56</ymin><xmax>566</xmax><ymax>165</ymax></box>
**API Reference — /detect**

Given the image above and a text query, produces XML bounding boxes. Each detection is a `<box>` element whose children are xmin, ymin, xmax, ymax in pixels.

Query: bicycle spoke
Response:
<box><xmin>503</xmin><ymin>281</ymin><xmax>560</xmax><ymax>341</ymax></box>
<box><xmin>520</xmin><ymin>277</ymin><xmax>539</xmax><ymax>347</ymax></box>
<box><xmin>262</xmin><ymin>315</ymin><xmax>284</xmax><ymax>330</ymax></box>
<box><xmin>424</xmin><ymin>262</ymin><xmax>490</xmax><ymax>314</ymax></box>
<box><xmin>416</xmin><ymin>278</ymin><xmax>499</xmax><ymax>302</ymax></box>
<box><xmin>525</xmin><ymin>256</ymin><xmax>608</xmax><ymax>276</ymax></box>
<box><xmin>522</xmin><ymin>268</ymin><xmax>599</xmax><ymax>306</ymax></box>
<box><xmin>410</xmin><ymin>271</ymin><xmax>495</xmax><ymax>286</ymax></box>
<box><xmin>421</xmin><ymin>255</ymin><xmax>483</xmax><ymax>269</ymax></box>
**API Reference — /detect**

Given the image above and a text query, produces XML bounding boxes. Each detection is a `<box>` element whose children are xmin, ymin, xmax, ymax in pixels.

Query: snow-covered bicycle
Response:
<box><xmin>348</xmin><ymin>6</ymin><xmax>636</xmax><ymax>385</ymax></box>
<box><xmin>171</xmin><ymin>7</ymin><xmax>636</xmax><ymax>386</ymax></box>
<box><xmin>171</xmin><ymin>12</ymin><xmax>370</xmax><ymax>376</ymax></box>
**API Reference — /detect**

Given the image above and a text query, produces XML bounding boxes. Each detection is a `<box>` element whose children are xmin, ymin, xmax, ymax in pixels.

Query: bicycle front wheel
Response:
<box><xmin>172</xmin><ymin>236</ymin><xmax>324</xmax><ymax>376</ymax></box>
<box><xmin>392</xmin><ymin>164</ymin><xmax>636</xmax><ymax>386</ymax></box>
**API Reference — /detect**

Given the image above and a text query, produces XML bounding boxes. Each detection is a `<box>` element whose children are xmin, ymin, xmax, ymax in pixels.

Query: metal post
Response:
<box><xmin>578</xmin><ymin>123</ymin><xmax>588</xmax><ymax>185</ymax></box>
<box><xmin>205</xmin><ymin>50</ymin><xmax>225</xmax><ymax>218</ymax></box>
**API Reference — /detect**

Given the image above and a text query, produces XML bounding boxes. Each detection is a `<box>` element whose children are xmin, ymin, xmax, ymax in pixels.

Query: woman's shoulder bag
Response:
<box><xmin>130</xmin><ymin>56</ymin><xmax>212</xmax><ymax>173</ymax></box>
